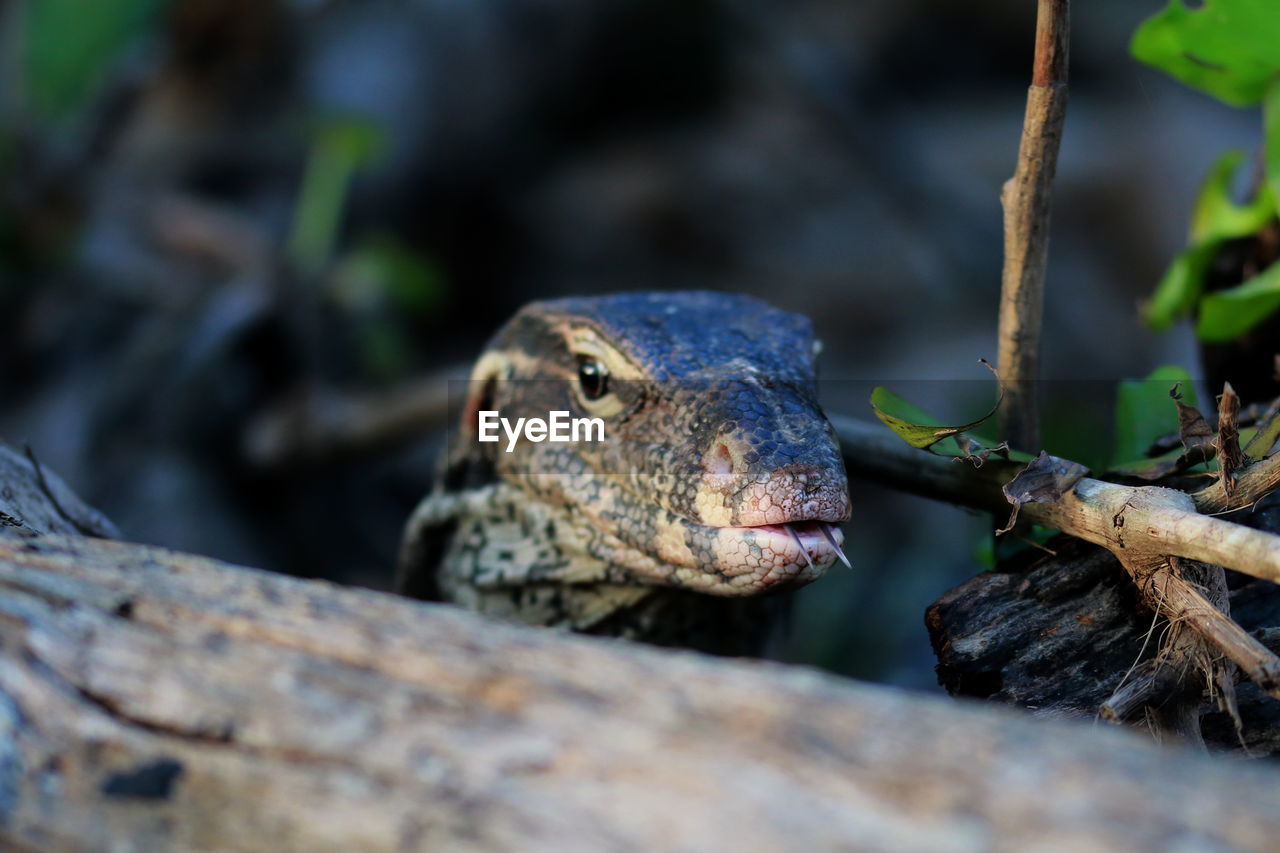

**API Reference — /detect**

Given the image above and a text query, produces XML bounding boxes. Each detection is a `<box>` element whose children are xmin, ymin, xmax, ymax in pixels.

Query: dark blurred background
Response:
<box><xmin>0</xmin><ymin>0</ymin><xmax>1259</xmax><ymax>687</ymax></box>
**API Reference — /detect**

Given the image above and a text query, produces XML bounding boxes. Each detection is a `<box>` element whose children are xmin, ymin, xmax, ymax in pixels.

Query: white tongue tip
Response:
<box><xmin>784</xmin><ymin>523</ymin><xmax>815</xmax><ymax>569</ymax></box>
<box><xmin>819</xmin><ymin>522</ymin><xmax>852</xmax><ymax>569</ymax></box>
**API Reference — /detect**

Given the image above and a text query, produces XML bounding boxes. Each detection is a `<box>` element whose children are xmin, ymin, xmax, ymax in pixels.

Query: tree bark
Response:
<box><xmin>4</xmin><ymin>534</ymin><xmax>1280</xmax><ymax>852</ymax></box>
<box><xmin>4</xmin><ymin>450</ymin><xmax>1280</xmax><ymax>851</ymax></box>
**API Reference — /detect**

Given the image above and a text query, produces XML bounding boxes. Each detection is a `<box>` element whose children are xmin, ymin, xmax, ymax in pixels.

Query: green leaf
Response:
<box><xmin>1190</xmin><ymin>150</ymin><xmax>1276</xmax><ymax>243</ymax></box>
<box><xmin>287</xmin><ymin>115</ymin><xmax>386</xmax><ymax>278</ymax></box>
<box><xmin>1145</xmin><ymin>239</ymin><xmax>1221</xmax><ymax>331</ymax></box>
<box><xmin>1110</xmin><ymin>366</ymin><xmax>1196</xmax><ymax>468</ymax></box>
<box><xmin>1146</xmin><ymin>149</ymin><xmax>1278</xmax><ymax>331</ymax></box>
<box><xmin>1131</xmin><ymin>0</ymin><xmax>1280</xmax><ymax>108</ymax></box>
<box><xmin>1244</xmin><ymin>411</ymin><xmax>1280</xmax><ymax>460</ymax></box>
<box><xmin>869</xmin><ymin>386</ymin><xmax>997</xmax><ymax>453</ymax></box>
<box><xmin>334</xmin><ymin>235</ymin><xmax>446</xmax><ymax>315</ymax></box>
<box><xmin>1195</xmin><ymin>258</ymin><xmax>1280</xmax><ymax>341</ymax></box>
<box><xmin>1265</xmin><ymin>78</ymin><xmax>1280</xmax><ymax>213</ymax></box>
<box><xmin>25</xmin><ymin>0</ymin><xmax>163</xmax><ymax>121</ymax></box>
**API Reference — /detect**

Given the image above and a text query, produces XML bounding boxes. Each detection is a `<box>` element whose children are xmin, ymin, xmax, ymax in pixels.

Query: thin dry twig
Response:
<box><xmin>996</xmin><ymin>0</ymin><xmax>1070</xmax><ymax>451</ymax></box>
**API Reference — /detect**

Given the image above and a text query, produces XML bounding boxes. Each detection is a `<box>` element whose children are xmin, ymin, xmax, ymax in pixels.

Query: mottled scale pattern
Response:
<box><xmin>396</xmin><ymin>291</ymin><xmax>851</xmax><ymax>655</ymax></box>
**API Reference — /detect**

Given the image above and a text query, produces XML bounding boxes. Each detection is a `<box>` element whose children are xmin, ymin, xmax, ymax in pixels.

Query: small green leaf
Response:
<box><xmin>869</xmin><ymin>386</ymin><xmax>998</xmax><ymax>453</ymax></box>
<box><xmin>1244</xmin><ymin>410</ymin><xmax>1280</xmax><ymax>460</ymax></box>
<box><xmin>1131</xmin><ymin>0</ymin><xmax>1280</xmax><ymax>108</ymax></box>
<box><xmin>287</xmin><ymin>114</ymin><xmax>387</xmax><ymax>278</ymax></box>
<box><xmin>1195</xmin><ymin>258</ymin><xmax>1280</xmax><ymax>341</ymax></box>
<box><xmin>334</xmin><ymin>235</ymin><xmax>446</xmax><ymax>315</ymax></box>
<box><xmin>1190</xmin><ymin>150</ymin><xmax>1276</xmax><ymax>243</ymax></box>
<box><xmin>1147</xmin><ymin>150</ymin><xmax>1278</xmax><ymax>331</ymax></box>
<box><xmin>1145</xmin><ymin>239</ymin><xmax>1221</xmax><ymax>331</ymax></box>
<box><xmin>1111</xmin><ymin>366</ymin><xmax>1196</xmax><ymax>468</ymax></box>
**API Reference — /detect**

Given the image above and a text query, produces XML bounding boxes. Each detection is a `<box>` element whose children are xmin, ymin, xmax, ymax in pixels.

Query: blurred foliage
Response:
<box><xmin>1133</xmin><ymin>1</ymin><xmax>1280</xmax><ymax>342</ymax></box>
<box><xmin>1145</xmin><ymin>151</ymin><xmax>1279</xmax><ymax>339</ymax></box>
<box><xmin>1131</xmin><ymin>0</ymin><xmax>1280</xmax><ymax>108</ymax></box>
<box><xmin>23</xmin><ymin>0</ymin><xmax>164</xmax><ymax>122</ymax></box>
<box><xmin>1110</xmin><ymin>366</ymin><xmax>1196</xmax><ymax>468</ymax></box>
<box><xmin>1196</xmin><ymin>255</ymin><xmax>1280</xmax><ymax>341</ymax></box>
<box><xmin>335</xmin><ymin>235</ymin><xmax>446</xmax><ymax>317</ymax></box>
<box><xmin>287</xmin><ymin>114</ymin><xmax>386</xmax><ymax>279</ymax></box>
<box><xmin>333</xmin><ymin>234</ymin><xmax>448</xmax><ymax>381</ymax></box>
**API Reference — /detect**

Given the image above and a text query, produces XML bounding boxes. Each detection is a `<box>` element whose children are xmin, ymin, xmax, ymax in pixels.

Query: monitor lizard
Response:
<box><xmin>396</xmin><ymin>291</ymin><xmax>851</xmax><ymax>655</ymax></box>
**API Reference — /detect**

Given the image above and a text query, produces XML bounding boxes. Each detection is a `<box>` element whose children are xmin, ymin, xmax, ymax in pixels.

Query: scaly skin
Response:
<box><xmin>396</xmin><ymin>291</ymin><xmax>851</xmax><ymax>654</ymax></box>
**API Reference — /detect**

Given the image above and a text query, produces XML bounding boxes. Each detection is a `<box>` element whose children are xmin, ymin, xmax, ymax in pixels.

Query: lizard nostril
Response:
<box><xmin>707</xmin><ymin>441</ymin><xmax>735</xmax><ymax>480</ymax></box>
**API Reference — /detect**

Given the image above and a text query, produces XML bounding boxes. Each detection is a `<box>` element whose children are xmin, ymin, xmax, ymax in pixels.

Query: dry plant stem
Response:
<box><xmin>1194</xmin><ymin>448</ymin><xmax>1280</xmax><ymax>514</ymax></box>
<box><xmin>1151</xmin><ymin>566</ymin><xmax>1280</xmax><ymax>699</ymax></box>
<box><xmin>996</xmin><ymin>0</ymin><xmax>1069</xmax><ymax>451</ymax></box>
<box><xmin>1012</xmin><ymin>479</ymin><xmax>1280</xmax><ymax>586</ymax></box>
<box><xmin>834</xmin><ymin>417</ymin><xmax>1280</xmax><ymax>585</ymax></box>
<box><xmin>1100</xmin><ymin>553</ymin><xmax>1239</xmax><ymax>743</ymax></box>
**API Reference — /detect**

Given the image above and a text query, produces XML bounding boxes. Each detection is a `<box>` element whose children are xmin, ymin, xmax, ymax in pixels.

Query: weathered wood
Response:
<box><xmin>5</xmin><ymin>441</ymin><xmax>1280</xmax><ymax>850</ymax></box>
<box><xmin>2</xmin><ymin>534</ymin><xmax>1280</xmax><ymax>852</ymax></box>
<box><xmin>0</xmin><ymin>446</ymin><xmax>119</xmax><ymax>539</ymax></box>
<box><xmin>929</xmin><ymin>536</ymin><xmax>1280</xmax><ymax>756</ymax></box>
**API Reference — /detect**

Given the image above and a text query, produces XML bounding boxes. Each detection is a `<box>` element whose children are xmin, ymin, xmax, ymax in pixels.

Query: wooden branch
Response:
<box><xmin>5</xmin><ymin>533</ymin><xmax>1280</xmax><ymax>851</ymax></box>
<box><xmin>1151</xmin><ymin>565</ymin><xmax>1280</xmax><ymax>699</ymax></box>
<box><xmin>832</xmin><ymin>415</ymin><xmax>1017</xmax><ymax>512</ymax></box>
<box><xmin>837</xmin><ymin>413</ymin><xmax>1280</xmax><ymax>716</ymax></box>
<box><xmin>1194</xmin><ymin>447</ymin><xmax>1280</xmax><ymax>514</ymax></box>
<box><xmin>1028</xmin><ymin>479</ymin><xmax>1280</xmax><ymax>586</ymax></box>
<box><xmin>997</xmin><ymin>0</ymin><xmax>1070</xmax><ymax>451</ymax></box>
<box><xmin>835</xmin><ymin>415</ymin><xmax>1280</xmax><ymax>587</ymax></box>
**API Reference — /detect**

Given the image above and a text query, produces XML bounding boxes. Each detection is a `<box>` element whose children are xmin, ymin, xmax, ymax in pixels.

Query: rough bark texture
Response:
<box><xmin>0</xmin><ymin>446</ymin><xmax>120</xmax><ymax>540</ymax></box>
<box><xmin>4</xmin><ymin>446</ymin><xmax>1280</xmax><ymax>851</ymax></box>
<box><xmin>3</xmin><ymin>534</ymin><xmax>1280</xmax><ymax>852</ymax></box>
<box><xmin>929</xmin><ymin>535</ymin><xmax>1280</xmax><ymax>757</ymax></box>
<box><xmin>996</xmin><ymin>0</ymin><xmax>1069</xmax><ymax>450</ymax></box>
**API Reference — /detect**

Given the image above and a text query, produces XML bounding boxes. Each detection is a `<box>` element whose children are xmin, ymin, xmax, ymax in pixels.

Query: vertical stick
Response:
<box><xmin>997</xmin><ymin>0</ymin><xmax>1070</xmax><ymax>451</ymax></box>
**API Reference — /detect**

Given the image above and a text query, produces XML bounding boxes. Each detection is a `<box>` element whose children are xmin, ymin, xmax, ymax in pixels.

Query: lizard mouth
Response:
<box><xmin>672</xmin><ymin>518</ymin><xmax>848</xmax><ymax>594</ymax></box>
<box><xmin>740</xmin><ymin>520</ymin><xmax>850</xmax><ymax>570</ymax></box>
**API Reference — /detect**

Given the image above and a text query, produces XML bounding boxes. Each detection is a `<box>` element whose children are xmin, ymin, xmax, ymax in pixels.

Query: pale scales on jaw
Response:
<box><xmin>396</xmin><ymin>290</ymin><xmax>852</xmax><ymax>655</ymax></box>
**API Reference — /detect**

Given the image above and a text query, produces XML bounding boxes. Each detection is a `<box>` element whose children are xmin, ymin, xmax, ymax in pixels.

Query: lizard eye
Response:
<box><xmin>577</xmin><ymin>356</ymin><xmax>609</xmax><ymax>400</ymax></box>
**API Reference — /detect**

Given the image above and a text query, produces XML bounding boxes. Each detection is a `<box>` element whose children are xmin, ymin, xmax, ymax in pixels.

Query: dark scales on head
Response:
<box><xmin>397</xmin><ymin>291</ymin><xmax>851</xmax><ymax>656</ymax></box>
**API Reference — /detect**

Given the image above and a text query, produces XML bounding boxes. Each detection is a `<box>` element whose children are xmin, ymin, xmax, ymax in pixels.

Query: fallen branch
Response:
<box><xmin>1195</xmin><ymin>445</ymin><xmax>1280</xmax><ymax>514</ymax></box>
<box><xmin>835</xmin><ymin>414</ymin><xmax>1280</xmax><ymax>723</ymax></box>
<box><xmin>835</xmin><ymin>415</ymin><xmax>1280</xmax><ymax>586</ymax></box>
<box><xmin>4</xmin><ymin>531</ymin><xmax>1280</xmax><ymax>851</ymax></box>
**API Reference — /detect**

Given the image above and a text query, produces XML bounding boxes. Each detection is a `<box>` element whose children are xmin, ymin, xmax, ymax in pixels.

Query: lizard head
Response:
<box><xmin>456</xmin><ymin>291</ymin><xmax>852</xmax><ymax>596</ymax></box>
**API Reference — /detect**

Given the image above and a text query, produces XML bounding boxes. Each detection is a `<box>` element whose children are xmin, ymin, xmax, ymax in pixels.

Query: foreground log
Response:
<box><xmin>3</xmin><ymin>534</ymin><xmax>1280</xmax><ymax>851</ymax></box>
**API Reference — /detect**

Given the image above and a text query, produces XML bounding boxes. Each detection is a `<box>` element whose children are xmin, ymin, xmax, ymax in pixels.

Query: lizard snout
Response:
<box><xmin>695</xmin><ymin>431</ymin><xmax>850</xmax><ymax>528</ymax></box>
